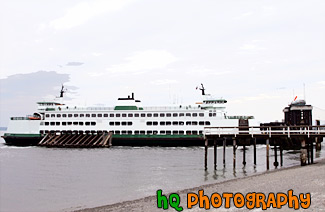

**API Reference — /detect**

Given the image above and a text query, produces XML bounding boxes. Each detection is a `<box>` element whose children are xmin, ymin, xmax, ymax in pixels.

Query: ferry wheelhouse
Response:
<box><xmin>2</xmin><ymin>85</ymin><xmax>254</xmax><ymax>146</ymax></box>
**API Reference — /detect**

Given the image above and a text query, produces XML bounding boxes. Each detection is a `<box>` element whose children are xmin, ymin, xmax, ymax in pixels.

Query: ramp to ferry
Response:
<box><xmin>38</xmin><ymin>132</ymin><xmax>112</xmax><ymax>147</ymax></box>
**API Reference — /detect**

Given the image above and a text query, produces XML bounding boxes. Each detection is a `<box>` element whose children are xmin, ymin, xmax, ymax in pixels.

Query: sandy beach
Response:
<box><xmin>75</xmin><ymin>158</ymin><xmax>325</xmax><ymax>212</ymax></box>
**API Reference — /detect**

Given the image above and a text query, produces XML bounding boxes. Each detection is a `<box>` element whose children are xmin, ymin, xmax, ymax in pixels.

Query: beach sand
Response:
<box><xmin>76</xmin><ymin>158</ymin><xmax>325</xmax><ymax>212</ymax></box>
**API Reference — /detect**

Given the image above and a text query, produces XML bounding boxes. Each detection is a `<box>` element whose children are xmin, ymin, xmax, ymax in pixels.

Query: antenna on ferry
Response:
<box><xmin>199</xmin><ymin>83</ymin><xmax>205</xmax><ymax>96</ymax></box>
<box><xmin>60</xmin><ymin>85</ymin><xmax>67</xmax><ymax>98</ymax></box>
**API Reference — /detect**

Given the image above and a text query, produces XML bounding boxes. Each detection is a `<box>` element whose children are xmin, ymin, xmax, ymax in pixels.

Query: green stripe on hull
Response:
<box><xmin>112</xmin><ymin>134</ymin><xmax>203</xmax><ymax>139</ymax></box>
<box><xmin>4</xmin><ymin>133</ymin><xmax>41</xmax><ymax>138</ymax></box>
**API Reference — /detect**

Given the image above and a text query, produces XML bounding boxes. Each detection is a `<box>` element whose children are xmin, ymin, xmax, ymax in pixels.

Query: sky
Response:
<box><xmin>1</xmin><ymin>0</ymin><xmax>325</xmax><ymax>126</ymax></box>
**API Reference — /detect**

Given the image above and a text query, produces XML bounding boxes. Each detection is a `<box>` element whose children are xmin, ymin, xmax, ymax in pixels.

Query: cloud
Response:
<box><xmin>50</xmin><ymin>0</ymin><xmax>135</xmax><ymax>30</ymax></box>
<box><xmin>150</xmin><ymin>79</ymin><xmax>178</xmax><ymax>85</ymax></box>
<box><xmin>233</xmin><ymin>12</ymin><xmax>253</xmax><ymax>20</ymax></box>
<box><xmin>106</xmin><ymin>50</ymin><xmax>178</xmax><ymax>74</ymax></box>
<box><xmin>66</xmin><ymin>62</ymin><xmax>84</xmax><ymax>66</ymax></box>
<box><xmin>187</xmin><ymin>68</ymin><xmax>232</xmax><ymax>77</ymax></box>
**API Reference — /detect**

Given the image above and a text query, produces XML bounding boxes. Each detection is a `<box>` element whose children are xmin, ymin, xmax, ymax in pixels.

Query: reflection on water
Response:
<box><xmin>0</xmin><ymin>135</ymin><xmax>324</xmax><ymax>212</ymax></box>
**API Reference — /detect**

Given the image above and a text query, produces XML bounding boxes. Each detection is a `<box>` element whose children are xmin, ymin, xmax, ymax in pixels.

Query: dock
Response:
<box><xmin>38</xmin><ymin>131</ymin><xmax>113</xmax><ymax>148</ymax></box>
<box><xmin>203</xmin><ymin>125</ymin><xmax>325</xmax><ymax>169</ymax></box>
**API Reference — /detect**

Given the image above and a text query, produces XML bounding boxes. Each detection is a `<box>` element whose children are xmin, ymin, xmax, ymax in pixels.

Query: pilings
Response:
<box><xmin>266</xmin><ymin>139</ymin><xmax>270</xmax><ymax>170</ymax></box>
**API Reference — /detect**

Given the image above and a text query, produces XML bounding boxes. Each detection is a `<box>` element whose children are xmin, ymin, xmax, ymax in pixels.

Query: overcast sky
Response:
<box><xmin>1</xmin><ymin>0</ymin><xmax>325</xmax><ymax>126</ymax></box>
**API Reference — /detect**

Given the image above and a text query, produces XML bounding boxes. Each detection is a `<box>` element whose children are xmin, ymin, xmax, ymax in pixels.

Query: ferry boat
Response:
<box><xmin>2</xmin><ymin>85</ymin><xmax>255</xmax><ymax>146</ymax></box>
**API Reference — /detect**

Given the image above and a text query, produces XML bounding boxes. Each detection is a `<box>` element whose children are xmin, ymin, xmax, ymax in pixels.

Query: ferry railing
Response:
<box><xmin>204</xmin><ymin>125</ymin><xmax>325</xmax><ymax>138</ymax></box>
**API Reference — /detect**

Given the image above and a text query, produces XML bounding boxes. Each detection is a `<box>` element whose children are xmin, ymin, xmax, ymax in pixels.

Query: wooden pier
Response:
<box><xmin>38</xmin><ymin>131</ymin><xmax>113</xmax><ymax>148</ymax></box>
<box><xmin>203</xmin><ymin>125</ymin><xmax>325</xmax><ymax>170</ymax></box>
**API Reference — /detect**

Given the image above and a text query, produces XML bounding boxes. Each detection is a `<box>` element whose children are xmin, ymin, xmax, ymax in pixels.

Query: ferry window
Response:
<box><xmin>116</xmin><ymin>114</ymin><xmax>121</xmax><ymax>117</ymax></box>
<box><xmin>141</xmin><ymin>113</ymin><xmax>145</xmax><ymax>117</ymax></box>
<box><xmin>135</xmin><ymin>113</ymin><xmax>139</xmax><ymax>117</ymax></box>
<box><xmin>153</xmin><ymin>113</ymin><xmax>158</xmax><ymax>117</ymax></box>
<box><xmin>127</xmin><ymin>122</ymin><xmax>132</xmax><ymax>126</ymax></box>
<box><xmin>68</xmin><ymin>122</ymin><xmax>72</xmax><ymax>125</ymax></box>
<box><xmin>153</xmin><ymin>121</ymin><xmax>158</xmax><ymax>126</ymax></box>
<box><xmin>153</xmin><ymin>131</ymin><xmax>158</xmax><ymax>135</ymax></box>
<box><xmin>104</xmin><ymin>114</ymin><xmax>108</xmax><ymax>117</ymax></box>
<box><xmin>109</xmin><ymin>122</ymin><xmax>114</xmax><ymax>126</ymax></box>
<box><xmin>160</xmin><ymin>130</ymin><xmax>166</xmax><ymax>134</ymax></box>
<box><xmin>74</xmin><ymin>114</ymin><xmax>78</xmax><ymax>117</ymax></box>
<box><xmin>45</xmin><ymin>114</ymin><xmax>50</xmax><ymax>118</ymax></box>
<box><xmin>147</xmin><ymin>121</ymin><xmax>152</xmax><ymax>126</ymax></box>
<box><xmin>135</xmin><ymin>131</ymin><xmax>140</xmax><ymax>135</ymax></box>
<box><xmin>128</xmin><ymin>131</ymin><xmax>132</xmax><ymax>135</ymax></box>
<box><xmin>179</xmin><ymin>113</ymin><xmax>184</xmax><ymax>117</ymax></box>
<box><xmin>79</xmin><ymin>122</ymin><xmax>83</xmax><ymax>126</ymax></box>
<box><xmin>56</xmin><ymin>122</ymin><xmax>60</xmax><ymax>126</ymax></box>
<box><xmin>73</xmin><ymin>122</ymin><xmax>78</xmax><ymax>125</ymax></box>
<box><xmin>122</xmin><ymin>122</ymin><xmax>127</xmax><ymax>126</ymax></box>
<box><xmin>85</xmin><ymin>122</ymin><xmax>90</xmax><ymax>126</ymax></box>
<box><xmin>50</xmin><ymin>122</ymin><xmax>55</xmax><ymax>126</ymax></box>
<box><xmin>199</xmin><ymin>131</ymin><xmax>203</xmax><ymax>135</ymax></box>
<box><xmin>140</xmin><ymin>131</ymin><xmax>145</xmax><ymax>135</ymax></box>
<box><xmin>186</xmin><ymin>131</ymin><xmax>191</xmax><ymax>135</ymax></box>
<box><xmin>213</xmin><ymin>113</ymin><xmax>216</xmax><ymax>117</ymax></box>
<box><xmin>173</xmin><ymin>113</ymin><xmax>178</xmax><ymax>117</ymax></box>
<box><xmin>51</xmin><ymin>114</ymin><xmax>55</xmax><ymax>118</ymax></box>
<box><xmin>179</xmin><ymin>131</ymin><xmax>184</xmax><ymax>135</ymax></box>
<box><xmin>115</xmin><ymin>122</ymin><xmax>120</xmax><ymax>126</ymax></box>
<box><xmin>40</xmin><ymin>122</ymin><xmax>44</xmax><ymax>126</ymax></box>
<box><xmin>192</xmin><ymin>113</ymin><xmax>197</xmax><ymax>117</ymax></box>
<box><xmin>147</xmin><ymin>130</ymin><xmax>153</xmax><ymax>134</ymax></box>
<box><xmin>68</xmin><ymin>114</ymin><xmax>72</xmax><ymax>117</ymax></box>
<box><xmin>205</xmin><ymin>121</ymin><xmax>211</xmax><ymax>125</ymax></box>
<box><xmin>91</xmin><ymin>122</ymin><xmax>96</xmax><ymax>126</ymax></box>
<box><xmin>160</xmin><ymin>113</ymin><xmax>165</xmax><ymax>117</ymax></box>
<box><xmin>199</xmin><ymin>121</ymin><xmax>204</xmax><ymax>125</ymax></box>
<box><xmin>147</xmin><ymin>113</ymin><xmax>152</xmax><ymax>117</ymax></box>
<box><xmin>186</xmin><ymin>121</ymin><xmax>191</xmax><ymax>125</ymax></box>
<box><xmin>98</xmin><ymin>114</ymin><xmax>102</xmax><ymax>117</ymax></box>
<box><xmin>57</xmin><ymin>114</ymin><xmax>61</xmax><ymax>118</ymax></box>
<box><xmin>122</xmin><ymin>131</ymin><xmax>127</xmax><ymax>135</ymax></box>
<box><xmin>128</xmin><ymin>114</ymin><xmax>133</xmax><ymax>117</ymax></box>
<box><xmin>62</xmin><ymin>114</ymin><xmax>67</xmax><ymax>117</ymax></box>
<box><xmin>179</xmin><ymin>121</ymin><xmax>184</xmax><ymax>125</ymax></box>
<box><xmin>115</xmin><ymin>131</ymin><xmax>120</xmax><ymax>135</ymax></box>
<box><xmin>160</xmin><ymin>121</ymin><xmax>165</xmax><ymax>126</ymax></box>
<box><xmin>199</xmin><ymin>113</ymin><xmax>204</xmax><ymax>117</ymax></box>
<box><xmin>110</xmin><ymin>114</ymin><xmax>114</xmax><ymax>117</ymax></box>
<box><xmin>166</xmin><ymin>121</ymin><xmax>171</xmax><ymax>126</ymax></box>
<box><xmin>80</xmin><ymin>114</ymin><xmax>84</xmax><ymax>117</ymax></box>
<box><xmin>122</xmin><ymin>114</ymin><xmax>127</xmax><ymax>117</ymax></box>
<box><xmin>92</xmin><ymin>114</ymin><xmax>96</xmax><ymax>118</ymax></box>
<box><xmin>192</xmin><ymin>131</ymin><xmax>198</xmax><ymax>135</ymax></box>
<box><xmin>173</xmin><ymin>131</ymin><xmax>178</xmax><ymax>135</ymax></box>
<box><xmin>86</xmin><ymin>114</ymin><xmax>90</xmax><ymax>117</ymax></box>
<box><xmin>166</xmin><ymin>131</ymin><xmax>171</xmax><ymax>135</ymax></box>
<box><xmin>166</xmin><ymin>113</ymin><xmax>171</xmax><ymax>117</ymax></box>
<box><xmin>62</xmin><ymin>122</ymin><xmax>66</xmax><ymax>126</ymax></box>
<box><xmin>172</xmin><ymin>121</ymin><xmax>178</xmax><ymax>125</ymax></box>
<box><xmin>186</xmin><ymin>113</ymin><xmax>191</xmax><ymax>117</ymax></box>
<box><xmin>192</xmin><ymin>121</ymin><xmax>198</xmax><ymax>125</ymax></box>
<box><xmin>45</xmin><ymin>122</ymin><xmax>49</xmax><ymax>126</ymax></box>
<box><xmin>209</xmin><ymin>113</ymin><xmax>213</xmax><ymax>117</ymax></box>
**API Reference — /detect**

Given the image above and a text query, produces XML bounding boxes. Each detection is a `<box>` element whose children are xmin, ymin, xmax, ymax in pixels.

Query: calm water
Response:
<box><xmin>0</xmin><ymin>132</ymin><xmax>324</xmax><ymax>212</ymax></box>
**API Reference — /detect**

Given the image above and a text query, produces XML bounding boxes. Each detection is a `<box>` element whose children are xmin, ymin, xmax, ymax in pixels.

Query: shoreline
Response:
<box><xmin>75</xmin><ymin>158</ymin><xmax>325</xmax><ymax>212</ymax></box>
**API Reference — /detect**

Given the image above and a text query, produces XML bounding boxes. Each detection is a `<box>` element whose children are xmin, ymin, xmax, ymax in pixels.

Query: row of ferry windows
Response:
<box><xmin>145</xmin><ymin>121</ymin><xmax>210</xmax><ymax>126</ymax></box>
<box><xmin>113</xmin><ymin>130</ymin><xmax>203</xmax><ymax>135</ymax></box>
<box><xmin>43</xmin><ymin>122</ymin><xmax>96</xmax><ymax>126</ymax></box>
<box><xmin>45</xmin><ymin>112</ymin><xmax>213</xmax><ymax>118</ymax></box>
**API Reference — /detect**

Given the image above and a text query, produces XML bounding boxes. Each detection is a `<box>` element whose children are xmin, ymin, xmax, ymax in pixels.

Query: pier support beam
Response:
<box><xmin>273</xmin><ymin>145</ymin><xmax>278</xmax><ymax>168</ymax></box>
<box><xmin>243</xmin><ymin>145</ymin><xmax>246</xmax><ymax>166</ymax></box>
<box><xmin>315</xmin><ymin>137</ymin><xmax>321</xmax><ymax>151</ymax></box>
<box><xmin>204</xmin><ymin>139</ymin><xmax>208</xmax><ymax>170</ymax></box>
<box><xmin>301</xmin><ymin>139</ymin><xmax>307</xmax><ymax>166</ymax></box>
<box><xmin>223</xmin><ymin>138</ymin><xmax>226</xmax><ymax>167</ymax></box>
<box><xmin>214</xmin><ymin>140</ymin><xmax>217</xmax><ymax>170</ymax></box>
<box><xmin>280</xmin><ymin>143</ymin><xmax>283</xmax><ymax>167</ymax></box>
<box><xmin>266</xmin><ymin>139</ymin><xmax>270</xmax><ymax>170</ymax></box>
<box><xmin>253</xmin><ymin>138</ymin><xmax>257</xmax><ymax>166</ymax></box>
<box><xmin>233</xmin><ymin>139</ymin><xmax>236</xmax><ymax>169</ymax></box>
<box><xmin>310</xmin><ymin>138</ymin><xmax>314</xmax><ymax>164</ymax></box>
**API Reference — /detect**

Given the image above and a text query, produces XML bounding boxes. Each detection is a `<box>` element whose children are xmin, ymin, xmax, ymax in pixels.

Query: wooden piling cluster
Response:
<box><xmin>204</xmin><ymin>125</ymin><xmax>325</xmax><ymax>170</ymax></box>
<box><xmin>38</xmin><ymin>131</ymin><xmax>113</xmax><ymax>148</ymax></box>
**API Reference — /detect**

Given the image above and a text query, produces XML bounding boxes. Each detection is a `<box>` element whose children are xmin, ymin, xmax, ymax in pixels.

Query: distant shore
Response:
<box><xmin>75</xmin><ymin>158</ymin><xmax>325</xmax><ymax>212</ymax></box>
